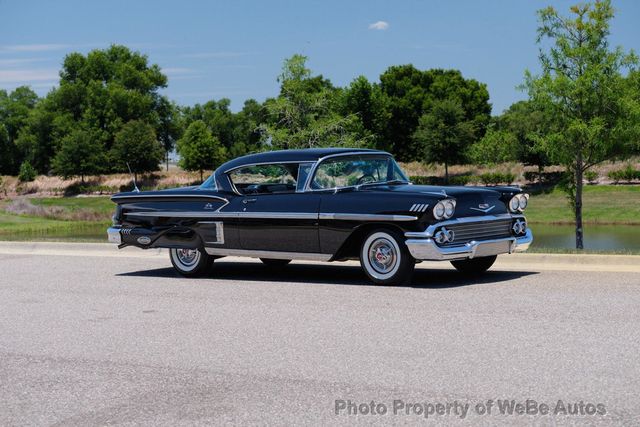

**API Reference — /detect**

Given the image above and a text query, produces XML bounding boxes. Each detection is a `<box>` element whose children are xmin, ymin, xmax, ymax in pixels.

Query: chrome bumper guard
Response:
<box><xmin>107</xmin><ymin>226</ymin><xmax>122</xmax><ymax>244</ymax></box>
<box><xmin>405</xmin><ymin>218</ymin><xmax>533</xmax><ymax>261</ymax></box>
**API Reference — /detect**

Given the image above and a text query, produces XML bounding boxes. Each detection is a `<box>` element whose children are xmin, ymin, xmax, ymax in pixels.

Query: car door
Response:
<box><xmin>230</xmin><ymin>163</ymin><xmax>321</xmax><ymax>253</ymax></box>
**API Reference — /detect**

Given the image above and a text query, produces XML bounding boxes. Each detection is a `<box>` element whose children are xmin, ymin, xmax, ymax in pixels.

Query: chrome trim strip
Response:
<box><xmin>112</xmin><ymin>194</ymin><xmax>229</xmax><ymax>202</ymax></box>
<box><xmin>126</xmin><ymin>211</ymin><xmax>417</xmax><ymax>221</ymax></box>
<box><xmin>223</xmin><ymin>160</ymin><xmax>307</xmax><ymax>174</ymax></box>
<box><xmin>204</xmin><ymin>248</ymin><xmax>332</xmax><ymax>262</ymax></box>
<box><xmin>404</xmin><ymin>214</ymin><xmax>524</xmax><ymax>238</ymax></box>
<box><xmin>319</xmin><ymin>213</ymin><xmax>417</xmax><ymax>222</ymax></box>
<box><xmin>303</xmin><ymin>151</ymin><xmax>392</xmax><ymax>191</ymax></box>
<box><xmin>197</xmin><ymin>221</ymin><xmax>225</xmax><ymax>244</ymax></box>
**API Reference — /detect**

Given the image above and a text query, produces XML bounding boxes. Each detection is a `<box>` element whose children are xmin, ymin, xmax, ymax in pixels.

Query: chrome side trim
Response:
<box><xmin>204</xmin><ymin>248</ymin><xmax>332</xmax><ymax>262</ymax></box>
<box><xmin>126</xmin><ymin>211</ymin><xmax>418</xmax><ymax>221</ymax></box>
<box><xmin>112</xmin><ymin>194</ymin><xmax>229</xmax><ymax>202</ymax></box>
<box><xmin>197</xmin><ymin>221</ymin><xmax>225</xmax><ymax>245</ymax></box>
<box><xmin>404</xmin><ymin>214</ymin><xmax>524</xmax><ymax>238</ymax></box>
<box><xmin>319</xmin><ymin>213</ymin><xmax>417</xmax><ymax>222</ymax></box>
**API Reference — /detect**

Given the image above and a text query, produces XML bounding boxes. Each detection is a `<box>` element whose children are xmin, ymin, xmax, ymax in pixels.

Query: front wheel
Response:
<box><xmin>360</xmin><ymin>229</ymin><xmax>415</xmax><ymax>285</ymax></box>
<box><xmin>450</xmin><ymin>255</ymin><xmax>497</xmax><ymax>275</ymax></box>
<box><xmin>170</xmin><ymin>248</ymin><xmax>213</xmax><ymax>277</ymax></box>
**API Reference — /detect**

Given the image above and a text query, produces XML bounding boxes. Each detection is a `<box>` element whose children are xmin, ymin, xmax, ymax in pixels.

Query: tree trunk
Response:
<box><xmin>538</xmin><ymin>164</ymin><xmax>543</xmax><ymax>184</ymax></box>
<box><xmin>166</xmin><ymin>151</ymin><xmax>169</xmax><ymax>172</ymax></box>
<box><xmin>200</xmin><ymin>170</ymin><xmax>203</xmax><ymax>182</ymax></box>
<box><xmin>444</xmin><ymin>162</ymin><xmax>449</xmax><ymax>185</ymax></box>
<box><xmin>575</xmin><ymin>154</ymin><xmax>584</xmax><ymax>249</ymax></box>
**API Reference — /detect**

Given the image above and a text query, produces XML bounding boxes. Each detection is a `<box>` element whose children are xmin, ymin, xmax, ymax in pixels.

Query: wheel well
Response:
<box><xmin>332</xmin><ymin>223</ymin><xmax>405</xmax><ymax>261</ymax></box>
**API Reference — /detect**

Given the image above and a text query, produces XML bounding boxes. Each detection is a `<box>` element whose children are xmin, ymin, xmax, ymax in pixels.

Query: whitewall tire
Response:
<box><xmin>170</xmin><ymin>248</ymin><xmax>213</xmax><ymax>277</ymax></box>
<box><xmin>360</xmin><ymin>229</ymin><xmax>415</xmax><ymax>285</ymax></box>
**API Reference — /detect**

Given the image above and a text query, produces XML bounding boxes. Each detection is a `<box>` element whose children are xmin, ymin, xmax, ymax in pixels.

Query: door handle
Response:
<box><xmin>242</xmin><ymin>198</ymin><xmax>257</xmax><ymax>204</ymax></box>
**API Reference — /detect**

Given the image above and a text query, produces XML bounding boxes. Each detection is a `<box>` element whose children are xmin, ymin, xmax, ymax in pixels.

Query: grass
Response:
<box><xmin>0</xmin><ymin>196</ymin><xmax>112</xmax><ymax>242</ymax></box>
<box><xmin>526</xmin><ymin>185</ymin><xmax>640</xmax><ymax>225</ymax></box>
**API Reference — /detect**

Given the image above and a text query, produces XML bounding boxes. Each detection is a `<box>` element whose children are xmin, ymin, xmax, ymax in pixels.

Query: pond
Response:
<box><xmin>530</xmin><ymin>223</ymin><xmax>640</xmax><ymax>251</ymax></box>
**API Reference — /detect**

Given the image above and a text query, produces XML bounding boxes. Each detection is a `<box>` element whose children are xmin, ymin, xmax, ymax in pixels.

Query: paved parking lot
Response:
<box><xmin>1</xmin><ymin>244</ymin><xmax>639</xmax><ymax>425</ymax></box>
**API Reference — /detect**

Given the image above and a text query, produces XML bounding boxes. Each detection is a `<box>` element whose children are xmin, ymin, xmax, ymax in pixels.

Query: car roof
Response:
<box><xmin>218</xmin><ymin>148</ymin><xmax>390</xmax><ymax>171</ymax></box>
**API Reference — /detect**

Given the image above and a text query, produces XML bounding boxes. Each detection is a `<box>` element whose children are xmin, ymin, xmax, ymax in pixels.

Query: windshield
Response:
<box><xmin>310</xmin><ymin>155</ymin><xmax>408</xmax><ymax>190</ymax></box>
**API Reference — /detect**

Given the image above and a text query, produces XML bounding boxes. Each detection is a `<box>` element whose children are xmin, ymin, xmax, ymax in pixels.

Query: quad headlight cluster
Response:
<box><xmin>433</xmin><ymin>199</ymin><xmax>456</xmax><ymax>220</ymax></box>
<box><xmin>508</xmin><ymin>193</ymin><xmax>529</xmax><ymax>213</ymax></box>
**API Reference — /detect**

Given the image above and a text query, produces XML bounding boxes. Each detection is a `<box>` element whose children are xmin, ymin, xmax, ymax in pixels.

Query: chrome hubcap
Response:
<box><xmin>176</xmin><ymin>249</ymin><xmax>199</xmax><ymax>267</ymax></box>
<box><xmin>368</xmin><ymin>238</ymin><xmax>397</xmax><ymax>274</ymax></box>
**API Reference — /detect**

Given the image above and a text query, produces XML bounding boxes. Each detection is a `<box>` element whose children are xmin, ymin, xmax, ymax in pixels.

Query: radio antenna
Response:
<box><xmin>126</xmin><ymin>162</ymin><xmax>140</xmax><ymax>193</ymax></box>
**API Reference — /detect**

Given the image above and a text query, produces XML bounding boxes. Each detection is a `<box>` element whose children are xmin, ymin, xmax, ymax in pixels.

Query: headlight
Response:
<box><xmin>433</xmin><ymin>199</ymin><xmax>456</xmax><ymax>220</ymax></box>
<box><xmin>508</xmin><ymin>194</ymin><xmax>529</xmax><ymax>212</ymax></box>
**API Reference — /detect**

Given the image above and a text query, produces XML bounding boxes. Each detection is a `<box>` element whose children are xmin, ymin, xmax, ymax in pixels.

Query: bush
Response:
<box><xmin>478</xmin><ymin>172</ymin><xmax>516</xmax><ymax>186</ymax></box>
<box><xmin>608</xmin><ymin>165</ymin><xmax>640</xmax><ymax>184</ymax></box>
<box><xmin>18</xmin><ymin>161</ymin><xmax>37</xmax><ymax>182</ymax></box>
<box><xmin>410</xmin><ymin>175</ymin><xmax>473</xmax><ymax>186</ymax></box>
<box><xmin>584</xmin><ymin>170</ymin><xmax>598</xmax><ymax>184</ymax></box>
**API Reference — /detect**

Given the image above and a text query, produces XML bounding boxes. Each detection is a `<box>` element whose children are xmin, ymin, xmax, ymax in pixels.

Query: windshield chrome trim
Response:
<box><xmin>302</xmin><ymin>152</ymin><xmax>398</xmax><ymax>192</ymax></box>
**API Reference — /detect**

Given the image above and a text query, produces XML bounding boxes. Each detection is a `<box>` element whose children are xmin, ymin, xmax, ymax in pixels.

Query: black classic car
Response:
<box><xmin>108</xmin><ymin>148</ymin><xmax>532</xmax><ymax>285</ymax></box>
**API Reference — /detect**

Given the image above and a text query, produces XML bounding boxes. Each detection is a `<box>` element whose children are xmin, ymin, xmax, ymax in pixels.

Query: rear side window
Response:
<box><xmin>228</xmin><ymin>164</ymin><xmax>298</xmax><ymax>195</ymax></box>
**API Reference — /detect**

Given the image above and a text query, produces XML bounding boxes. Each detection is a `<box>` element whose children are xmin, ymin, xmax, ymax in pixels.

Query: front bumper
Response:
<box><xmin>406</xmin><ymin>228</ymin><xmax>533</xmax><ymax>261</ymax></box>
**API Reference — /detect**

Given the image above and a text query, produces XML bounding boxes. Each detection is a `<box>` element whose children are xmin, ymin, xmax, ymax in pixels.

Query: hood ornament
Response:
<box><xmin>470</xmin><ymin>204</ymin><xmax>495</xmax><ymax>213</ymax></box>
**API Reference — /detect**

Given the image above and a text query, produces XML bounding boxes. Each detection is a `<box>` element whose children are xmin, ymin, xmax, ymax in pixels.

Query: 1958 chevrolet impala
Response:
<box><xmin>107</xmin><ymin>148</ymin><xmax>532</xmax><ymax>285</ymax></box>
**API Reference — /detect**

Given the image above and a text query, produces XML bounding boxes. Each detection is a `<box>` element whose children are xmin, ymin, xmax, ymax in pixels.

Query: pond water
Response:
<box><xmin>530</xmin><ymin>224</ymin><xmax>640</xmax><ymax>251</ymax></box>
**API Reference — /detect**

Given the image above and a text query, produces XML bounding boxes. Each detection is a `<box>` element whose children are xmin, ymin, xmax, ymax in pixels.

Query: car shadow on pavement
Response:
<box><xmin>117</xmin><ymin>262</ymin><xmax>538</xmax><ymax>289</ymax></box>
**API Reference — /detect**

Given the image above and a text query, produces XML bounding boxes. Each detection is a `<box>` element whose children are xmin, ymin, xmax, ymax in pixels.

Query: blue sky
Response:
<box><xmin>1</xmin><ymin>0</ymin><xmax>638</xmax><ymax>114</ymax></box>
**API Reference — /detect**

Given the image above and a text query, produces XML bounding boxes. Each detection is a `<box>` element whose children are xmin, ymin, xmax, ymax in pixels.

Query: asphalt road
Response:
<box><xmin>1</xmin><ymin>244</ymin><xmax>639</xmax><ymax>426</ymax></box>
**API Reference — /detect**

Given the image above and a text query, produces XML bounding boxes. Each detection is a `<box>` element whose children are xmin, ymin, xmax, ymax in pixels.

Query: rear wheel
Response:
<box><xmin>450</xmin><ymin>255</ymin><xmax>497</xmax><ymax>275</ymax></box>
<box><xmin>170</xmin><ymin>248</ymin><xmax>213</xmax><ymax>277</ymax></box>
<box><xmin>260</xmin><ymin>258</ymin><xmax>291</xmax><ymax>267</ymax></box>
<box><xmin>360</xmin><ymin>229</ymin><xmax>415</xmax><ymax>285</ymax></box>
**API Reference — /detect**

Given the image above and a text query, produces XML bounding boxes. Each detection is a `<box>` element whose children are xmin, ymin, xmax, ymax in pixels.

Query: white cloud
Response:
<box><xmin>0</xmin><ymin>69</ymin><xmax>59</xmax><ymax>83</ymax></box>
<box><xmin>368</xmin><ymin>21</ymin><xmax>389</xmax><ymax>31</ymax></box>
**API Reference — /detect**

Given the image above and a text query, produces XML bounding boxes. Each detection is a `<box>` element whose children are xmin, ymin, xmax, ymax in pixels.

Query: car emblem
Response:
<box><xmin>137</xmin><ymin>236</ymin><xmax>151</xmax><ymax>245</ymax></box>
<box><xmin>204</xmin><ymin>203</ymin><xmax>213</xmax><ymax>210</ymax></box>
<box><xmin>470</xmin><ymin>204</ymin><xmax>495</xmax><ymax>213</ymax></box>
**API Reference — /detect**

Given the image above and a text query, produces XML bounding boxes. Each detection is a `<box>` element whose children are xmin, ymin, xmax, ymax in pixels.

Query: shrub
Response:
<box><xmin>18</xmin><ymin>161</ymin><xmax>37</xmax><ymax>182</ymax></box>
<box><xmin>584</xmin><ymin>170</ymin><xmax>598</xmax><ymax>184</ymax></box>
<box><xmin>478</xmin><ymin>172</ymin><xmax>516</xmax><ymax>186</ymax></box>
<box><xmin>523</xmin><ymin>171</ymin><xmax>538</xmax><ymax>183</ymax></box>
<box><xmin>608</xmin><ymin>165</ymin><xmax>640</xmax><ymax>184</ymax></box>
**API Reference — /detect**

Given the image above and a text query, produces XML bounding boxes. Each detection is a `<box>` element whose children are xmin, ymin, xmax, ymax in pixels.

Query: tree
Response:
<box><xmin>468</xmin><ymin>127</ymin><xmax>519</xmax><ymax>165</ymax></box>
<box><xmin>177</xmin><ymin>120</ymin><xmax>226</xmax><ymax>181</ymax></box>
<box><xmin>524</xmin><ymin>0</ymin><xmax>640</xmax><ymax>249</ymax></box>
<box><xmin>52</xmin><ymin>130</ymin><xmax>106</xmax><ymax>181</ymax></box>
<box><xmin>261</xmin><ymin>54</ymin><xmax>363</xmax><ymax>149</ymax></box>
<box><xmin>110</xmin><ymin>120</ymin><xmax>164</xmax><ymax>181</ymax></box>
<box><xmin>155</xmin><ymin>96</ymin><xmax>182</xmax><ymax>171</ymax></box>
<box><xmin>379</xmin><ymin>66</ymin><xmax>491</xmax><ymax>161</ymax></box>
<box><xmin>412</xmin><ymin>99</ymin><xmax>476</xmax><ymax>183</ymax></box>
<box><xmin>0</xmin><ymin>87</ymin><xmax>39</xmax><ymax>174</ymax></box>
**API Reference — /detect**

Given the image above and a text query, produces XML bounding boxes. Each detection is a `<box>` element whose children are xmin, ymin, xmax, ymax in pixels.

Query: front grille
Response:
<box><xmin>439</xmin><ymin>219</ymin><xmax>512</xmax><ymax>246</ymax></box>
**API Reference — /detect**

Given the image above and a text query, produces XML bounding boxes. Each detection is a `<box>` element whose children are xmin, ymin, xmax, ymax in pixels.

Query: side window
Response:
<box><xmin>228</xmin><ymin>164</ymin><xmax>298</xmax><ymax>195</ymax></box>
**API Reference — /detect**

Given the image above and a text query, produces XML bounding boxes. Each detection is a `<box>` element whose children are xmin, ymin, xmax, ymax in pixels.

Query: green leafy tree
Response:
<box><xmin>110</xmin><ymin>120</ymin><xmax>163</xmax><ymax>181</ymax></box>
<box><xmin>261</xmin><ymin>54</ymin><xmax>363</xmax><ymax>149</ymax></box>
<box><xmin>468</xmin><ymin>127</ymin><xmax>519</xmax><ymax>165</ymax></box>
<box><xmin>413</xmin><ymin>99</ymin><xmax>476</xmax><ymax>183</ymax></box>
<box><xmin>18</xmin><ymin>160</ymin><xmax>37</xmax><ymax>182</ymax></box>
<box><xmin>524</xmin><ymin>0</ymin><xmax>640</xmax><ymax>249</ymax></box>
<box><xmin>0</xmin><ymin>87</ymin><xmax>39</xmax><ymax>174</ymax></box>
<box><xmin>52</xmin><ymin>130</ymin><xmax>106</xmax><ymax>181</ymax></box>
<box><xmin>380</xmin><ymin>66</ymin><xmax>491</xmax><ymax>161</ymax></box>
<box><xmin>177</xmin><ymin>120</ymin><xmax>226</xmax><ymax>181</ymax></box>
<box><xmin>155</xmin><ymin>96</ymin><xmax>182</xmax><ymax>171</ymax></box>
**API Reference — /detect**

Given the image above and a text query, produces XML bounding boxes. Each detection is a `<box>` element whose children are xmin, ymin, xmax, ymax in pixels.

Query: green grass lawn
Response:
<box><xmin>0</xmin><ymin>196</ymin><xmax>113</xmax><ymax>241</ymax></box>
<box><xmin>526</xmin><ymin>185</ymin><xmax>640</xmax><ymax>224</ymax></box>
